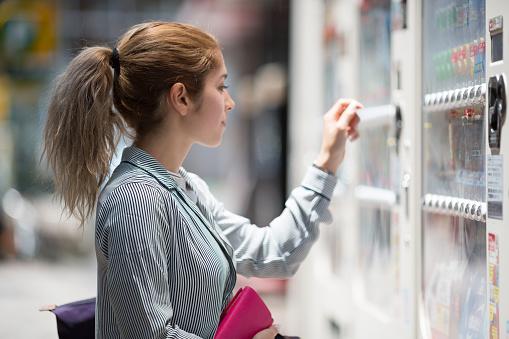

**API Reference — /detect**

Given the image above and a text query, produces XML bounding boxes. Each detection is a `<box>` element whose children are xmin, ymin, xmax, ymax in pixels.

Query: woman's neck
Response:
<box><xmin>135</xmin><ymin>128</ymin><xmax>192</xmax><ymax>173</ymax></box>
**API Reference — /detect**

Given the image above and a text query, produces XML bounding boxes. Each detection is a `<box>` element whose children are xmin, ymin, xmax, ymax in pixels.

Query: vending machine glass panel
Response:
<box><xmin>359</xmin><ymin>0</ymin><xmax>391</xmax><ymax>107</ymax></box>
<box><xmin>421</xmin><ymin>1</ymin><xmax>487</xmax><ymax>338</ymax></box>
<box><xmin>359</xmin><ymin>123</ymin><xmax>399</xmax><ymax>190</ymax></box>
<box><xmin>421</xmin><ymin>214</ymin><xmax>487</xmax><ymax>339</ymax></box>
<box><xmin>358</xmin><ymin>206</ymin><xmax>400</xmax><ymax>313</ymax></box>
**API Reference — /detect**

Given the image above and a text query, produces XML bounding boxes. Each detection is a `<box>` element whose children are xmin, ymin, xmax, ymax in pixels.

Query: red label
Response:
<box><xmin>461</xmin><ymin>46</ymin><xmax>467</xmax><ymax>59</ymax></box>
<box><xmin>464</xmin><ymin>108</ymin><xmax>475</xmax><ymax>117</ymax></box>
<box><xmin>489</xmin><ymin>233</ymin><xmax>496</xmax><ymax>251</ymax></box>
<box><xmin>452</xmin><ymin>50</ymin><xmax>458</xmax><ymax>63</ymax></box>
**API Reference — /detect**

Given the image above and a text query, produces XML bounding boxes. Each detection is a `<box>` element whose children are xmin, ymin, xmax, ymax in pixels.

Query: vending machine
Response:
<box><xmin>287</xmin><ymin>0</ymin><xmax>362</xmax><ymax>337</ymax></box>
<box><xmin>347</xmin><ymin>0</ymin><xmax>423</xmax><ymax>338</ymax></box>
<box><xmin>350</xmin><ymin>0</ymin><xmax>403</xmax><ymax>338</ymax></box>
<box><xmin>288</xmin><ymin>0</ymin><xmax>508</xmax><ymax>338</ymax></box>
<box><xmin>288</xmin><ymin>0</ymin><xmax>420</xmax><ymax>338</ymax></box>
<box><xmin>420</xmin><ymin>0</ymin><xmax>509</xmax><ymax>339</ymax></box>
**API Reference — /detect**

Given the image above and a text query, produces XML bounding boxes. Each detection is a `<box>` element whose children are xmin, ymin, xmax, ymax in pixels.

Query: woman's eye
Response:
<box><xmin>219</xmin><ymin>85</ymin><xmax>229</xmax><ymax>91</ymax></box>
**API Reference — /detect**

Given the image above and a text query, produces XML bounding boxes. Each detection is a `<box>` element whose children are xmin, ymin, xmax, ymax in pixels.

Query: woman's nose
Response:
<box><xmin>225</xmin><ymin>91</ymin><xmax>235</xmax><ymax>111</ymax></box>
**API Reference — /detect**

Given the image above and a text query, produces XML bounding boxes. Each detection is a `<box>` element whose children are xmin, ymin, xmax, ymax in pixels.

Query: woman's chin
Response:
<box><xmin>198</xmin><ymin>136</ymin><xmax>223</xmax><ymax>148</ymax></box>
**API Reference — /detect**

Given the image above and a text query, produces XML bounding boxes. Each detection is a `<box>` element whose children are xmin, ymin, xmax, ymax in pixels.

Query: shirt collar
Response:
<box><xmin>121</xmin><ymin>145</ymin><xmax>181</xmax><ymax>191</ymax></box>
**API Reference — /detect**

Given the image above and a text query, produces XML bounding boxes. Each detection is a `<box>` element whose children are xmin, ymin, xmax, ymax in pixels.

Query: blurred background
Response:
<box><xmin>3</xmin><ymin>1</ymin><xmax>500</xmax><ymax>339</ymax></box>
<box><xmin>0</xmin><ymin>0</ymin><xmax>291</xmax><ymax>337</ymax></box>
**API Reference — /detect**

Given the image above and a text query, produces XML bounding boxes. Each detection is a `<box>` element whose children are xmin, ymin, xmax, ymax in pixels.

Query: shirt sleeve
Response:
<box><xmin>105</xmin><ymin>183</ymin><xmax>202</xmax><ymax>339</ymax></box>
<box><xmin>190</xmin><ymin>165</ymin><xmax>337</xmax><ymax>278</ymax></box>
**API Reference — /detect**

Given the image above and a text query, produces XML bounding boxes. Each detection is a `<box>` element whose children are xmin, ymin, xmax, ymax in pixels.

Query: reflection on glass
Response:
<box><xmin>422</xmin><ymin>0</ymin><xmax>486</xmax><ymax>202</ymax></box>
<box><xmin>323</xmin><ymin>220</ymin><xmax>341</xmax><ymax>275</ymax></box>
<box><xmin>359</xmin><ymin>206</ymin><xmax>399</xmax><ymax>311</ymax></box>
<box><xmin>423</xmin><ymin>0</ymin><xmax>486</xmax><ymax>93</ymax></box>
<box><xmin>322</xmin><ymin>0</ymin><xmax>346</xmax><ymax>276</ymax></box>
<box><xmin>423</xmin><ymin>105</ymin><xmax>485</xmax><ymax>201</ymax></box>
<box><xmin>359</xmin><ymin>124</ymin><xmax>399</xmax><ymax>191</ymax></box>
<box><xmin>422</xmin><ymin>213</ymin><xmax>487</xmax><ymax>339</ymax></box>
<box><xmin>359</xmin><ymin>0</ymin><xmax>391</xmax><ymax>106</ymax></box>
<box><xmin>323</xmin><ymin>0</ymin><xmax>343</xmax><ymax>110</ymax></box>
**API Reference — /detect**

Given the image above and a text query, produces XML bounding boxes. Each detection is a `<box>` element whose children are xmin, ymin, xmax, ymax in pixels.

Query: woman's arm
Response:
<box><xmin>190</xmin><ymin>98</ymin><xmax>361</xmax><ymax>279</ymax></box>
<box><xmin>191</xmin><ymin>166</ymin><xmax>336</xmax><ymax>278</ymax></box>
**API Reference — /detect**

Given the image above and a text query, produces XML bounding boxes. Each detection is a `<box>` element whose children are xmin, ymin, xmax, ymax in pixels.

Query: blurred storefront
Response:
<box><xmin>0</xmin><ymin>0</ymin><xmax>289</xmax><ymax>260</ymax></box>
<box><xmin>0</xmin><ymin>1</ymin><xmax>290</xmax><ymax>337</ymax></box>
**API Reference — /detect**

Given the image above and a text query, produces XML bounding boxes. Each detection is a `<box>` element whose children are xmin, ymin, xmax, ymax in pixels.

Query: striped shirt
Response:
<box><xmin>95</xmin><ymin>145</ymin><xmax>336</xmax><ymax>339</ymax></box>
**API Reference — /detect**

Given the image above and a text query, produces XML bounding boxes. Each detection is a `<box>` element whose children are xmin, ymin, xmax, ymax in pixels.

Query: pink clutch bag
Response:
<box><xmin>215</xmin><ymin>286</ymin><xmax>273</xmax><ymax>339</ymax></box>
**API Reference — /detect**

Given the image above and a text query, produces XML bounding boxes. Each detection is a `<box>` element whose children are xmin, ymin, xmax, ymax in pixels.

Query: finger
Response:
<box><xmin>337</xmin><ymin>103</ymin><xmax>361</xmax><ymax>128</ymax></box>
<box><xmin>329</xmin><ymin>98</ymin><xmax>362</xmax><ymax>119</ymax></box>
<box><xmin>347</xmin><ymin>117</ymin><xmax>360</xmax><ymax>133</ymax></box>
<box><xmin>262</xmin><ymin>325</ymin><xmax>278</xmax><ymax>334</ymax></box>
<box><xmin>338</xmin><ymin>99</ymin><xmax>363</xmax><ymax>115</ymax></box>
<box><xmin>350</xmin><ymin>113</ymin><xmax>361</xmax><ymax>128</ymax></box>
<box><xmin>348</xmin><ymin>130</ymin><xmax>360</xmax><ymax>141</ymax></box>
<box><xmin>346</xmin><ymin>114</ymin><xmax>361</xmax><ymax>133</ymax></box>
<box><xmin>265</xmin><ymin>326</ymin><xmax>279</xmax><ymax>338</ymax></box>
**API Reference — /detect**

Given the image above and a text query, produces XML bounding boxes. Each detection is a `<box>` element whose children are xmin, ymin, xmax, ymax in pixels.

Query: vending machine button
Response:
<box><xmin>469</xmin><ymin>86</ymin><xmax>476</xmax><ymax>99</ymax></box>
<box><xmin>433</xmin><ymin>197</ymin><xmax>440</xmax><ymax>209</ymax></box>
<box><xmin>438</xmin><ymin>197</ymin><xmax>444</xmax><ymax>210</ymax></box>
<box><xmin>438</xmin><ymin>92</ymin><xmax>444</xmax><ymax>105</ymax></box>
<box><xmin>456</xmin><ymin>90</ymin><xmax>462</xmax><ymax>102</ymax></box>
<box><xmin>431</xmin><ymin>94</ymin><xmax>437</xmax><ymax>106</ymax></box>
<box><xmin>470</xmin><ymin>203</ymin><xmax>477</xmax><ymax>217</ymax></box>
<box><xmin>424</xmin><ymin>195</ymin><xmax>432</xmax><ymax>209</ymax></box>
<box><xmin>476</xmin><ymin>205</ymin><xmax>482</xmax><ymax>220</ymax></box>
<box><xmin>462</xmin><ymin>88</ymin><xmax>469</xmax><ymax>101</ymax></box>
<box><xmin>475</xmin><ymin>85</ymin><xmax>483</xmax><ymax>100</ymax></box>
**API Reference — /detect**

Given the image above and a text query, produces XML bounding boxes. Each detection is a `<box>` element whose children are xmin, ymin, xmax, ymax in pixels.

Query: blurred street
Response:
<box><xmin>0</xmin><ymin>257</ymin><xmax>96</xmax><ymax>339</ymax></box>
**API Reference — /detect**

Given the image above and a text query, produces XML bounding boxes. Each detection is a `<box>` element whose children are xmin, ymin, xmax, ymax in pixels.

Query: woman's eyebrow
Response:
<box><xmin>220</xmin><ymin>73</ymin><xmax>228</xmax><ymax>80</ymax></box>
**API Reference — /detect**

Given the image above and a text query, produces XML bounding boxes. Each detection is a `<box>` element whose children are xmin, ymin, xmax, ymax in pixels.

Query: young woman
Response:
<box><xmin>43</xmin><ymin>22</ymin><xmax>361</xmax><ymax>339</ymax></box>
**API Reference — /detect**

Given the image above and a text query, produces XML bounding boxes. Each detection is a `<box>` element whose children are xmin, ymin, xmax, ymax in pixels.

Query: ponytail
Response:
<box><xmin>43</xmin><ymin>47</ymin><xmax>125</xmax><ymax>224</ymax></box>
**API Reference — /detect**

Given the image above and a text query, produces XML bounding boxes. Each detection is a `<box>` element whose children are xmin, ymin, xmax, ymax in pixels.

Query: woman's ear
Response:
<box><xmin>167</xmin><ymin>82</ymin><xmax>191</xmax><ymax>116</ymax></box>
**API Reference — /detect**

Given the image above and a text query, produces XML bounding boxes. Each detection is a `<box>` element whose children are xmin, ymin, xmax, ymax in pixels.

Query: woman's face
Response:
<box><xmin>187</xmin><ymin>51</ymin><xmax>235</xmax><ymax>147</ymax></box>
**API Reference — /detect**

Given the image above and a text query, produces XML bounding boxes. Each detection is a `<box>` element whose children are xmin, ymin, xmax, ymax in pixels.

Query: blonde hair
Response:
<box><xmin>43</xmin><ymin>22</ymin><xmax>220</xmax><ymax>224</ymax></box>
